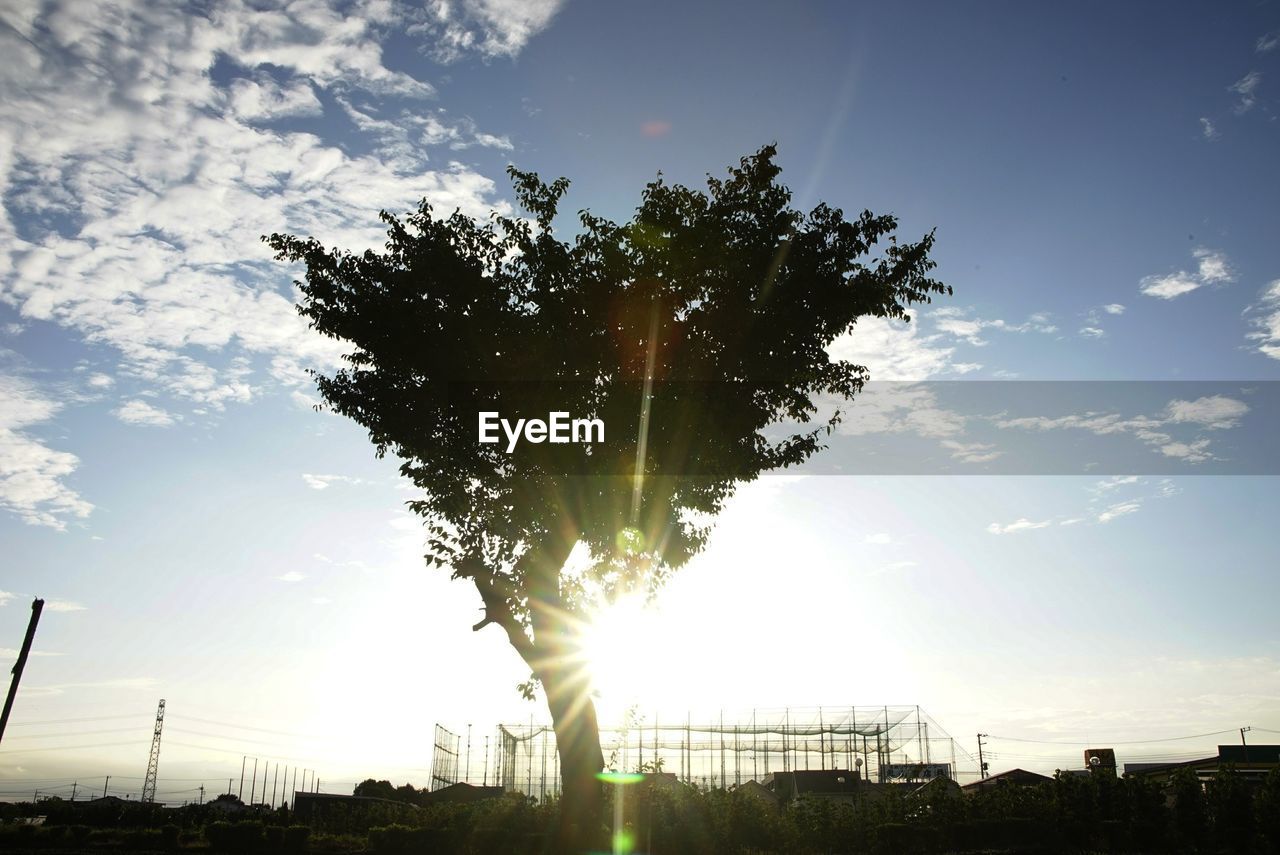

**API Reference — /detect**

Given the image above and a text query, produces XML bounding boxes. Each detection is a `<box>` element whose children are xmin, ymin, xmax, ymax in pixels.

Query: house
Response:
<box><xmin>421</xmin><ymin>782</ymin><xmax>504</xmax><ymax>804</ymax></box>
<box><xmin>961</xmin><ymin>768</ymin><xmax>1053</xmax><ymax>793</ymax></box>
<box><xmin>1124</xmin><ymin>744</ymin><xmax>1280</xmax><ymax>785</ymax></box>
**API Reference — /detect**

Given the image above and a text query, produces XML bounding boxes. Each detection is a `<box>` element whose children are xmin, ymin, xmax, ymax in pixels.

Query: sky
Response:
<box><xmin>1</xmin><ymin>0</ymin><xmax>1279</xmax><ymax>800</ymax></box>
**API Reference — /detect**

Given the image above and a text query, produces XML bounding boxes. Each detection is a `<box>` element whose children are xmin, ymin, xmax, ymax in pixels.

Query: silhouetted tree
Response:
<box><xmin>265</xmin><ymin>145</ymin><xmax>947</xmax><ymax>851</ymax></box>
<box><xmin>353</xmin><ymin>779</ymin><xmax>397</xmax><ymax>801</ymax></box>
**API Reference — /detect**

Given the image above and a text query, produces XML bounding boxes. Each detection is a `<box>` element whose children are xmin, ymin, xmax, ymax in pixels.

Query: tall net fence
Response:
<box><xmin>468</xmin><ymin>705</ymin><xmax>973</xmax><ymax>803</ymax></box>
<box><xmin>431</xmin><ymin>724</ymin><xmax>462</xmax><ymax>789</ymax></box>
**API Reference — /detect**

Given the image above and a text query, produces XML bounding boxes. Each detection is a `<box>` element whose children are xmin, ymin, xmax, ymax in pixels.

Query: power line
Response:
<box><xmin>167</xmin><ymin>714</ymin><xmax>323</xmax><ymax>740</ymax></box>
<box><xmin>0</xmin><ymin>727</ymin><xmax>141</xmax><ymax>741</ymax></box>
<box><xmin>4</xmin><ymin>714</ymin><xmax>146</xmax><ymax>727</ymax></box>
<box><xmin>166</xmin><ymin>726</ymin><xmax>297</xmax><ymax>748</ymax></box>
<box><xmin>987</xmin><ymin>729</ymin><xmax>1237</xmax><ymax>746</ymax></box>
<box><xmin>0</xmin><ymin>740</ymin><xmax>149</xmax><ymax>755</ymax></box>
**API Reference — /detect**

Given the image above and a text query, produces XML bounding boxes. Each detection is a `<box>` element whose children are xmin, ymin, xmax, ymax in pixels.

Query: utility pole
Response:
<box><xmin>239</xmin><ymin>756</ymin><xmax>246</xmax><ymax>801</ymax></box>
<box><xmin>977</xmin><ymin>734</ymin><xmax>989</xmax><ymax>780</ymax></box>
<box><xmin>0</xmin><ymin>598</ymin><xmax>44</xmax><ymax>746</ymax></box>
<box><xmin>1241</xmin><ymin>726</ymin><xmax>1252</xmax><ymax>765</ymax></box>
<box><xmin>71</xmin><ymin>782</ymin><xmax>77</xmax><ymax>802</ymax></box>
<box><xmin>104</xmin><ymin>776</ymin><xmax>110</xmax><ymax>798</ymax></box>
<box><xmin>199</xmin><ymin>784</ymin><xmax>204</xmax><ymax>805</ymax></box>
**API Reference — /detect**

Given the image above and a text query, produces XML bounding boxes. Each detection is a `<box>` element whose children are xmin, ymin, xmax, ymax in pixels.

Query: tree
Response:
<box><xmin>265</xmin><ymin>144</ymin><xmax>947</xmax><ymax>851</ymax></box>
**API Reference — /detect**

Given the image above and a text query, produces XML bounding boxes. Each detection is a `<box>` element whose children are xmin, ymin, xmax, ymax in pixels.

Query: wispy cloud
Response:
<box><xmin>995</xmin><ymin>395</ymin><xmax>1248</xmax><ymax>464</ymax></box>
<box><xmin>1097</xmin><ymin>500</ymin><xmax>1142</xmax><ymax>523</ymax></box>
<box><xmin>278</xmin><ymin>571</ymin><xmax>306</xmax><ymax>582</ymax></box>
<box><xmin>44</xmin><ymin>600</ymin><xmax>86</xmax><ymax>612</ymax></box>
<box><xmin>1139</xmin><ymin>248</ymin><xmax>1233</xmax><ymax>299</ymax></box>
<box><xmin>1229</xmin><ymin>71</ymin><xmax>1262</xmax><ymax>114</ymax></box>
<box><xmin>863</xmin><ymin>532</ymin><xmax>893</xmax><ymax>545</ymax></box>
<box><xmin>939</xmin><ymin>439</ymin><xmax>1002</xmax><ymax>464</ymax></box>
<box><xmin>113</xmin><ymin>399</ymin><xmax>175</xmax><ymax>427</ymax></box>
<box><xmin>302</xmin><ymin>473</ymin><xmax>363</xmax><ymax>491</ymax></box>
<box><xmin>1079</xmin><ymin>304</ymin><xmax>1125</xmax><ymax>339</ymax></box>
<box><xmin>0</xmin><ymin>0</ymin><xmax>522</xmax><ymax>437</ymax></box>
<box><xmin>987</xmin><ymin>518</ymin><xmax>1051</xmax><ymax>535</ymax></box>
<box><xmin>930</xmin><ymin>307</ymin><xmax>1056</xmax><ymax>346</ymax></box>
<box><xmin>1246</xmin><ymin>280</ymin><xmax>1280</xmax><ymax>361</ymax></box>
<box><xmin>0</xmin><ymin>590</ymin><xmax>14</xmax><ymax>606</ymax></box>
<box><xmin>0</xmin><ymin>375</ymin><xmax>94</xmax><ymax>529</ymax></box>
<box><xmin>409</xmin><ymin>0</ymin><xmax>567</xmax><ymax>63</ymax></box>
<box><xmin>1199</xmin><ymin>117</ymin><xmax>1220</xmax><ymax>140</ymax></box>
<box><xmin>1259</xmin><ymin>32</ymin><xmax>1279</xmax><ymax>53</ymax></box>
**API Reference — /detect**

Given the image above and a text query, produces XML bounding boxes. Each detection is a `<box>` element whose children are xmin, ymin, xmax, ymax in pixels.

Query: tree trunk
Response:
<box><xmin>542</xmin><ymin>663</ymin><xmax>605</xmax><ymax>853</ymax></box>
<box><xmin>523</xmin><ymin>533</ymin><xmax>603</xmax><ymax>853</ymax></box>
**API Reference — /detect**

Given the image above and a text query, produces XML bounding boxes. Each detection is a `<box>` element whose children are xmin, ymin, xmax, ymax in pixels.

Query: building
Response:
<box><xmin>1124</xmin><ymin>744</ymin><xmax>1280</xmax><ymax>785</ymax></box>
<box><xmin>961</xmin><ymin>768</ymin><xmax>1053</xmax><ymax>793</ymax></box>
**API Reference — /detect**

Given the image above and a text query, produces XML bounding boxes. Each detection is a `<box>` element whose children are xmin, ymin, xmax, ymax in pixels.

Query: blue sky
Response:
<box><xmin>1</xmin><ymin>0</ymin><xmax>1279</xmax><ymax>796</ymax></box>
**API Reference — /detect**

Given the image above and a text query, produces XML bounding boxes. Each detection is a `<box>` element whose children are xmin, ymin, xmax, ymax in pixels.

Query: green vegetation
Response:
<box><xmin>1</xmin><ymin>767</ymin><xmax>1279</xmax><ymax>853</ymax></box>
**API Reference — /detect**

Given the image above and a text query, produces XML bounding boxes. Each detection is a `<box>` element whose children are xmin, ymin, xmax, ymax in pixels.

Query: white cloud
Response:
<box><xmin>939</xmin><ymin>439</ymin><xmax>1001</xmax><ymax>464</ymax></box>
<box><xmin>1157</xmin><ymin>439</ymin><xmax>1213</xmax><ymax>462</ymax></box>
<box><xmin>0</xmin><ymin>374</ymin><xmax>93</xmax><ymax>529</ymax></box>
<box><xmin>1102</xmin><ymin>304</ymin><xmax>1125</xmax><ymax>315</ymax></box>
<box><xmin>863</xmin><ymin>532</ymin><xmax>893</xmax><ymax>544</ymax></box>
<box><xmin>930</xmin><ymin>306</ymin><xmax>1056</xmax><ymax>346</ymax></box>
<box><xmin>1165</xmin><ymin>395</ymin><xmax>1249</xmax><ymax>429</ymax></box>
<box><xmin>0</xmin><ymin>0</ymin><xmax>520</xmax><ymax>429</ymax></box>
<box><xmin>1139</xmin><ymin>248</ymin><xmax>1233</xmax><ymax>299</ymax></box>
<box><xmin>987</xmin><ymin>518</ymin><xmax>1051</xmax><ymax>535</ymax></box>
<box><xmin>1097</xmin><ymin>500</ymin><xmax>1141</xmax><ymax>524</ymax></box>
<box><xmin>1140</xmin><ymin>271</ymin><xmax>1202</xmax><ymax>299</ymax></box>
<box><xmin>412</xmin><ymin>0</ymin><xmax>566</xmax><ymax>62</ymax></box>
<box><xmin>1246</xmin><ymin>280</ymin><xmax>1280</xmax><ymax>361</ymax></box>
<box><xmin>302</xmin><ymin>473</ymin><xmax>362</xmax><ymax>490</ymax></box>
<box><xmin>1259</xmin><ymin>32</ymin><xmax>1279</xmax><ymax>53</ymax></box>
<box><xmin>227</xmin><ymin>75</ymin><xmax>323</xmax><ymax>121</ymax></box>
<box><xmin>113</xmin><ymin>399</ymin><xmax>175</xmax><ymax>427</ymax></box>
<box><xmin>87</xmin><ymin>373</ymin><xmax>114</xmax><ymax>388</ymax></box>
<box><xmin>1229</xmin><ymin>71</ymin><xmax>1262</xmax><ymax>113</ymax></box>
<box><xmin>1095</xmin><ymin>475</ymin><xmax>1139</xmax><ymax>491</ymax></box>
<box><xmin>1199</xmin><ymin>117</ymin><xmax>1219</xmax><ymax>140</ymax></box>
<box><xmin>0</xmin><ymin>590</ymin><xmax>14</xmax><ymax>606</ymax></box>
<box><xmin>44</xmin><ymin>599</ymin><xmax>86</xmax><ymax>612</ymax></box>
<box><xmin>278</xmin><ymin>571</ymin><xmax>306</xmax><ymax>582</ymax></box>
<box><xmin>996</xmin><ymin>395</ymin><xmax>1248</xmax><ymax>465</ymax></box>
<box><xmin>1078</xmin><ymin>326</ymin><xmax>1104</xmax><ymax>339</ymax></box>
<box><xmin>1193</xmin><ymin>248</ymin><xmax>1232</xmax><ymax>284</ymax></box>
<box><xmin>828</xmin><ymin>317</ymin><xmax>975</xmax><ymax>381</ymax></box>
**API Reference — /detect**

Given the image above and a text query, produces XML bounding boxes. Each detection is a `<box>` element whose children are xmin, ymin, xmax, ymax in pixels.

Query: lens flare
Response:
<box><xmin>578</xmin><ymin>594</ymin><xmax>662</xmax><ymax>709</ymax></box>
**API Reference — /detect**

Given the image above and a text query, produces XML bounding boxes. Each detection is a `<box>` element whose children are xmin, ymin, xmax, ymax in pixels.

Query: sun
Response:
<box><xmin>577</xmin><ymin>594</ymin><xmax>670</xmax><ymax>713</ymax></box>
